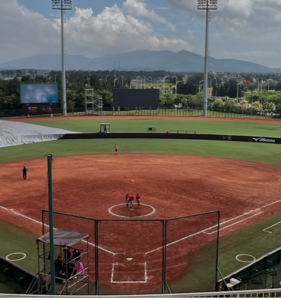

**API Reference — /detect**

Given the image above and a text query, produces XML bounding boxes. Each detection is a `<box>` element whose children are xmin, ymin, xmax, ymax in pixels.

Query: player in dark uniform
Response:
<box><xmin>136</xmin><ymin>193</ymin><xmax>141</xmax><ymax>208</ymax></box>
<box><xmin>22</xmin><ymin>166</ymin><xmax>27</xmax><ymax>180</ymax></box>
<box><xmin>125</xmin><ymin>193</ymin><xmax>130</xmax><ymax>208</ymax></box>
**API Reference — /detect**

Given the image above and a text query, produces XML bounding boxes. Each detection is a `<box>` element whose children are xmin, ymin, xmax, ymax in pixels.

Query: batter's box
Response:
<box><xmin>111</xmin><ymin>254</ymin><xmax>147</xmax><ymax>283</ymax></box>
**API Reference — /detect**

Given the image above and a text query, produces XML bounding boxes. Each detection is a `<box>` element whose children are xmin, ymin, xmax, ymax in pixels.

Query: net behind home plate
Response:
<box><xmin>41</xmin><ymin>210</ymin><xmax>219</xmax><ymax>295</ymax></box>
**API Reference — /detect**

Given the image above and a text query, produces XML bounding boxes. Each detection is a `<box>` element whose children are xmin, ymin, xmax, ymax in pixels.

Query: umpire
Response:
<box><xmin>22</xmin><ymin>166</ymin><xmax>27</xmax><ymax>180</ymax></box>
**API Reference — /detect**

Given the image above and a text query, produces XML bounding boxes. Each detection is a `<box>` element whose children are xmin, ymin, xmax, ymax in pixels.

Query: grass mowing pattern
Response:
<box><xmin>1</xmin><ymin>117</ymin><xmax>281</xmax><ymax>293</ymax></box>
<box><xmin>1</xmin><ymin>139</ymin><xmax>281</xmax><ymax>166</ymax></box>
<box><xmin>24</xmin><ymin>118</ymin><xmax>281</xmax><ymax>136</ymax></box>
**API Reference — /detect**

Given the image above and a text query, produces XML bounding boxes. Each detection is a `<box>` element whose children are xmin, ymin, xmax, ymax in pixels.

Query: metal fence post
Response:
<box><xmin>95</xmin><ymin>219</ymin><xmax>99</xmax><ymax>295</ymax></box>
<box><xmin>162</xmin><ymin>219</ymin><xmax>167</xmax><ymax>293</ymax></box>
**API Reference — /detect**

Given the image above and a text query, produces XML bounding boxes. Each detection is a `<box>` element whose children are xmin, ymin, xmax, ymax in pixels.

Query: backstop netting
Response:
<box><xmin>41</xmin><ymin>210</ymin><xmax>219</xmax><ymax>295</ymax></box>
<box><xmin>165</xmin><ymin>211</ymin><xmax>220</xmax><ymax>293</ymax></box>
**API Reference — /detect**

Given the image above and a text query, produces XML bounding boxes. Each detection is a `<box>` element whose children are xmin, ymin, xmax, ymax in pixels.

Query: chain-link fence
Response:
<box><xmin>41</xmin><ymin>210</ymin><xmax>220</xmax><ymax>295</ymax></box>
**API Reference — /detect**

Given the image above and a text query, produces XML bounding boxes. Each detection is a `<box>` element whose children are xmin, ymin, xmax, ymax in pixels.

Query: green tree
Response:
<box><xmin>263</xmin><ymin>101</ymin><xmax>276</xmax><ymax>111</ymax></box>
<box><xmin>67</xmin><ymin>100</ymin><xmax>75</xmax><ymax>113</ymax></box>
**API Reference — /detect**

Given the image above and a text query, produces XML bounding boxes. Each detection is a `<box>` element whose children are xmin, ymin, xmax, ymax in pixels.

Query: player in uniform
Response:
<box><xmin>22</xmin><ymin>166</ymin><xmax>27</xmax><ymax>180</ymax></box>
<box><xmin>136</xmin><ymin>193</ymin><xmax>141</xmax><ymax>208</ymax></box>
<box><xmin>125</xmin><ymin>193</ymin><xmax>130</xmax><ymax>208</ymax></box>
<box><xmin>115</xmin><ymin>144</ymin><xmax>118</xmax><ymax>155</ymax></box>
<box><xmin>129</xmin><ymin>195</ymin><xmax>134</xmax><ymax>210</ymax></box>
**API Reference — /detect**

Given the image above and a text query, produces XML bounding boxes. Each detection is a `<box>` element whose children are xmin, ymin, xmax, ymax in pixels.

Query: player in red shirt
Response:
<box><xmin>136</xmin><ymin>193</ymin><xmax>141</xmax><ymax>208</ymax></box>
<box><xmin>125</xmin><ymin>193</ymin><xmax>130</xmax><ymax>208</ymax></box>
<box><xmin>129</xmin><ymin>195</ymin><xmax>134</xmax><ymax>210</ymax></box>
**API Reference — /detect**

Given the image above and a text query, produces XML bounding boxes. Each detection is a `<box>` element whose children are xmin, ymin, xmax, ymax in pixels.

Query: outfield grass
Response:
<box><xmin>23</xmin><ymin>118</ymin><xmax>281</xmax><ymax>137</ymax></box>
<box><xmin>1</xmin><ymin>138</ymin><xmax>281</xmax><ymax>166</ymax></box>
<box><xmin>1</xmin><ymin>117</ymin><xmax>281</xmax><ymax>294</ymax></box>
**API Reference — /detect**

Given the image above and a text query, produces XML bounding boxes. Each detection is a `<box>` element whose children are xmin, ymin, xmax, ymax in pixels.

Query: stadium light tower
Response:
<box><xmin>197</xmin><ymin>0</ymin><xmax>218</xmax><ymax>117</ymax></box>
<box><xmin>52</xmin><ymin>0</ymin><xmax>72</xmax><ymax>116</ymax></box>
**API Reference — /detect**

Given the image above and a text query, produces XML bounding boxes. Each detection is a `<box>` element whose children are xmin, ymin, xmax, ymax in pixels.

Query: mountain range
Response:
<box><xmin>0</xmin><ymin>50</ymin><xmax>276</xmax><ymax>73</ymax></box>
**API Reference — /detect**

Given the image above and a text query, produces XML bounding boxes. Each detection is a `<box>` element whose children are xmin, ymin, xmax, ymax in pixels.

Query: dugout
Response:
<box><xmin>36</xmin><ymin>228</ymin><xmax>89</xmax><ymax>295</ymax></box>
<box><xmin>100</xmin><ymin>123</ymin><xmax>111</xmax><ymax>133</ymax></box>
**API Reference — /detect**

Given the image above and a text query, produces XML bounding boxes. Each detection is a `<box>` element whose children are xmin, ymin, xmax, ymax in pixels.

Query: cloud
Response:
<box><xmin>0</xmin><ymin>0</ymin><xmax>193</xmax><ymax>63</ymax></box>
<box><xmin>0</xmin><ymin>0</ymin><xmax>59</xmax><ymax>64</ymax></box>
<box><xmin>53</xmin><ymin>4</ymin><xmax>192</xmax><ymax>57</ymax></box>
<box><xmin>123</xmin><ymin>0</ymin><xmax>175</xmax><ymax>30</ymax></box>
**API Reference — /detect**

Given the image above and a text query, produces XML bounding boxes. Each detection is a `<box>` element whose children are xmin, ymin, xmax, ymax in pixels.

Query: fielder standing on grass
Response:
<box><xmin>136</xmin><ymin>193</ymin><xmax>141</xmax><ymax>208</ymax></box>
<box><xmin>22</xmin><ymin>166</ymin><xmax>27</xmax><ymax>180</ymax></box>
<box><xmin>115</xmin><ymin>144</ymin><xmax>118</xmax><ymax>155</ymax></box>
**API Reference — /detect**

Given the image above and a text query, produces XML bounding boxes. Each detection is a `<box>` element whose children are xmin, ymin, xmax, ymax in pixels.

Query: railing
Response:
<box><xmin>1</xmin><ymin>288</ymin><xmax>281</xmax><ymax>297</ymax></box>
<box><xmin>1</xmin><ymin>107</ymin><xmax>281</xmax><ymax>120</ymax></box>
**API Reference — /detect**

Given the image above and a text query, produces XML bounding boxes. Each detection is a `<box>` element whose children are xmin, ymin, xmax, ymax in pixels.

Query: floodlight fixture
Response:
<box><xmin>197</xmin><ymin>0</ymin><xmax>218</xmax><ymax>117</ymax></box>
<box><xmin>52</xmin><ymin>0</ymin><xmax>72</xmax><ymax>116</ymax></box>
<box><xmin>52</xmin><ymin>0</ymin><xmax>72</xmax><ymax>10</ymax></box>
<box><xmin>197</xmin><ymin>0</ymin><xmax>218</xmax><ymax>10</ymax></box>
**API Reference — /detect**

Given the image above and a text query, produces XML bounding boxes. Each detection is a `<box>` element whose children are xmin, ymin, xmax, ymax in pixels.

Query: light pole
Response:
<box><xmin>114</xmin><ymin>78</ymin><xmax>119</xmax><ymax>87</ymax></box>
<box><xmin>143</xmin><ymin>75</ymin><xmax>146</xmax><ymax>89</ymax></box>
<box><xmin>212</xmin><ymin>77</ymin><xmax>218</xmax><ymax>96</ymax></box>
<box><xmin>198</xmin><ymin>0</ymin><xmax>218</xmax><ymax>117</ymax></box>
<box><xmin>199</xmin><ymin>80</ymin><xmax>204</xmax><ymax>92</ymax></box>
<box><xmin>237</xmin><ymin>81</ymin><xmax>243</xmax><ymax>103</ymax></box>
<box><xmin>148</xmin><ymin>77</ymin><xmax>152</xmax><ymax>87</ymax></box>
<box><xmin>266</xmin><ymin>79</ymin><xmax>273</xmax><ymax>91</ymax></box>
<box><xmin>157</xmin><ymin>79</ymin><xmax>162</xmax><ymax>89</ymax></box>
<box><xmin>163</xmin><ymin>75</ymin><xmax>169</xmax><ymax>94</ymax></box>
<box><xmin>52</xmin><ymin>0</ymin><xmax>72</xmax><ymax>117</ymax></box>
<box><xmin>173</xmin><ymin>76</ymin><xmax>179</xmax><ymax>96</ymax></box>
<box><xmin>105</xmin><ymin>74</ymin><xmax>109</xmax><ymax>83</ymax></box>
<box><xmin>136</xmin><ymin>76</ymin><xmax>142</xmax><ymax>89</ymax></box>
<box><xmin>121</xmin><ymin>75</ymin><xmax>124</xmax><ymax>87</ymax></box>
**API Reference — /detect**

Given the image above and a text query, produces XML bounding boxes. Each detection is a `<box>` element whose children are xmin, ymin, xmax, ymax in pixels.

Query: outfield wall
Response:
<box><xmin>59</xmin><ymin>133</ymin><xmax>281</xmax><ymax>144</ymax></box>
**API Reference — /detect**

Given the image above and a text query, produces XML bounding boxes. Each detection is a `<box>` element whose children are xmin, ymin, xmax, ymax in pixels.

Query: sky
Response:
<box><xmin>1</xmin><ymin>0</ymin><xmax>281</xmax><ymax>68</ymax></box>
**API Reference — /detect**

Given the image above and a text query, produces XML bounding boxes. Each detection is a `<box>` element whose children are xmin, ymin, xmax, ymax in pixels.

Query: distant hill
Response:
<box><xmin>0</xmin><ymin>50</ymin><xmax>276</xmax><ymax>73</ymax></box>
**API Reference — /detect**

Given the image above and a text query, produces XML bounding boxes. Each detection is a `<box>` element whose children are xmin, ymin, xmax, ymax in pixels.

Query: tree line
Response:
<box><xmin>2</xmin><ymin>70</ymin><xmax>281</xmax><ymax>112</ymax></box>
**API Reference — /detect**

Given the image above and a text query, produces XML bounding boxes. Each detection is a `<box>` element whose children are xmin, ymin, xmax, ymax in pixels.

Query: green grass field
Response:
<box><xmin>1</xmin><ymin>117</ymin><xmax>281</xmax><ymax>294</ymax></box>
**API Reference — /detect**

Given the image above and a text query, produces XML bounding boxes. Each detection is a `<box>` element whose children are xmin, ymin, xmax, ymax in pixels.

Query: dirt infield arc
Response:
<box><xmin>2</xmin><ymin>154</ymin><xmax>281</xmax><ymax>294</ymax></box>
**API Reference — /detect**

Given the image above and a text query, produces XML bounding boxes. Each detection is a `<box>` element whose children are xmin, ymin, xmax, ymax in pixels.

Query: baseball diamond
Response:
<box><xmin>2</xmin><ymin>147</ymin><xmax>281</xmax><ymax>294</ymax></box>
<box><xmin>2</xmin><ymin>116</ymin><xmax>281</xmax><ymax>295</ymax></box>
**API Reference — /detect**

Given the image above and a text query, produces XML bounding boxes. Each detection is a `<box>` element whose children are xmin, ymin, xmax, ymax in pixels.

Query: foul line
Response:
<box><xmin>146</xmin><ymin>199</ymin><xmax>281</xmax><ymax>255</ymax></box>
<box><xmin>203</xmin><ymin>212</ymin><xmax>263</xmax><ymax>235</ymax></box>
<box><xmin>0</xmin><ymin>205</ymin><xmax>115</xmax><ymax>255</ymax></box>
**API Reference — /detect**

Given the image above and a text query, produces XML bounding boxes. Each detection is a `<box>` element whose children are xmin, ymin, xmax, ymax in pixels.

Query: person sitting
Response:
<box><xmin>75</xmin><ymin>261</ymin><xmax>84</xmax><ymax>277</ymax></box>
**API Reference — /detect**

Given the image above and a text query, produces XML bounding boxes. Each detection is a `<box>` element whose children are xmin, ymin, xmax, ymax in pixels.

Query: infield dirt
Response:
<box><xmin>1</xmin><ymin>154</ymin><xmax>281</xmax><ymax>294</ymax></box>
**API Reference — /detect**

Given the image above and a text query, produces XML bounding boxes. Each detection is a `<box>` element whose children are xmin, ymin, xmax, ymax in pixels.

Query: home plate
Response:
<box><xmin>127</xmin><ymin>258</ymin><xmax>133</xmax><ymax>261</ymax></box>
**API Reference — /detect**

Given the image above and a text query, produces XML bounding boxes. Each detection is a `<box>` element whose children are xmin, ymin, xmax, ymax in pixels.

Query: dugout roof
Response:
<box><xmin>36</xmin><ymin>228</ymin><xmax>89</xmax><ymax>247</ymax></box>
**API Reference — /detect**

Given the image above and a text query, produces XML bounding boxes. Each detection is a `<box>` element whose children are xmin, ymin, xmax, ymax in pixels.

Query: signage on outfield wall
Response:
<box><xmin>59</xmin><ymin>133</ymin><xmax>281</xmax><ymax>145</ymax></box>
<box><xmin>252</xmin><ymin>137</ymin><xmax>276</xmax><ymax>143</ymax></box>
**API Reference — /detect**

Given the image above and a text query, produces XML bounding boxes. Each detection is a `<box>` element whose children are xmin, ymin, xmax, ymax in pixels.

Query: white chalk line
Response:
<box><xmin>0</xmin><ymin>205</ymin><xmax>115</xmax><ymax>255</ymax></box>
<box><xmin>145</xmin><ymin>199</ymin><xmax>281</xmax><ymax>255</ymax></box>
<box><xmin>111</xmin><ymin>259</ymin><xmax>147</xmax><ymax>283</ymax></box>
<box><xmin>2</xmin><ymin>197</ymin><xmax>281</xmax><ymax>278</ymax></box>
<box><xmin>108</xmin><ymin>203</ymin><xmax>155</xmax><ymax>218</ymax></box>
<box><xmin>262</xmin><ymin>221</ymin><xmax>281</xmax><ymax>233</ymax></box>
<box><xmin>204</xmin><ymin>212</ymin><xmax>262</xmax><ymax>235</ymax></box>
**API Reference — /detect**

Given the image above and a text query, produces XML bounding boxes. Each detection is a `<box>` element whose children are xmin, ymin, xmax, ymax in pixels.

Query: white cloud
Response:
<box><xmin>123</xmin><ymin>0</ymin><xmax>175</xmax><ymax>30</ymax></box>
<box><xmin>0</xmin><ymin>0</ymin><xmax>193</xmax><ymax>63</ymax></box>
<box><xmin>0</xmin><ymin>0</ymin><xmax>59</xmax><ymax>64</ymax></box>
<box><xmin>63</xmin><ymin>5</ymin><xmax>192</xmax><ymax>56</ymax></box>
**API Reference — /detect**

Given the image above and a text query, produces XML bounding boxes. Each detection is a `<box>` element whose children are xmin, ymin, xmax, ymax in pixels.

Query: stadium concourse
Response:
<box><xmin>0</xmin><ymin>120</ymin><xmax>79</xmax><ymax>147</ymax></box>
